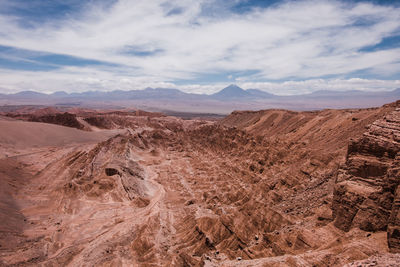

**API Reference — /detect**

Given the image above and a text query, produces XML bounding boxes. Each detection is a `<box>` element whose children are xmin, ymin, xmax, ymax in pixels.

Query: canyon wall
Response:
<box><xmin>332</xmin><ymin>104</ymin><xmax>400</xmax><ymax>252</ymax></box>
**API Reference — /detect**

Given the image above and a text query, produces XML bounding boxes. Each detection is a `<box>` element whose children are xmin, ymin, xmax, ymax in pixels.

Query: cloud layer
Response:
<box><xmin>0</xmin><ymin>0</ymin><xmax>399</xmax><ymax>94</ymax></box>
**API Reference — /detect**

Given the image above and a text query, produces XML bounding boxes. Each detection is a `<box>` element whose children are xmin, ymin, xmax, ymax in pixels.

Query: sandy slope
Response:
<box><xmin>0</xmin><ymin>120</ymin><xmax>121</xmax><ymax>148</ymax></box>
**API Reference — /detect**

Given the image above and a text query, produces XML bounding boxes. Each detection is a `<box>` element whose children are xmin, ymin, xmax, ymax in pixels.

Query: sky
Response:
<box><xmin>0</xmin><ymin>0</ymin><xmax>399</xmax><ymax>95</ymax></box>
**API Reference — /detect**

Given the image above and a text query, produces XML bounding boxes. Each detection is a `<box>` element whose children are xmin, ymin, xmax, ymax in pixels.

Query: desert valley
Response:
<box><xmin>0</xmin><ymin>99</ymin><xmax>399</xmax><ymax>266</ymax></box>
<box><xmin>1</xmin><ymin>0</ymin><xmax>400</xmax><ymax>266</ymax></box>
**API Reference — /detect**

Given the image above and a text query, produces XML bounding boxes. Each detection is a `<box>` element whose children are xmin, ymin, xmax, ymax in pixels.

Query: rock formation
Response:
<box><xmin>332</xmin><ymin>104</ymin><xmax>400</xmax><ymax>252</ymax></box>
<box><xmin>28</xmin><ymin>112</ymin><xmax>84</xmax><ymax>129</ymax></box>
<box><xmin>1</xmin><ymin>101</ymin><xmax>399</xmax><ymax>266</ymax></box>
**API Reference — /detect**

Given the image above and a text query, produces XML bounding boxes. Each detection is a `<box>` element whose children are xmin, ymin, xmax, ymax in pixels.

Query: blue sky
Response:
<box><xmin>0</xmin><ymin>0</ymin><xmax>399</xmax><ymax>95</ymax></box>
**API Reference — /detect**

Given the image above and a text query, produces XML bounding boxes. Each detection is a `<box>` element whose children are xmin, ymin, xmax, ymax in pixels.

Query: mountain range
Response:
<box><xmin>1</xmin><ymin>84</ymin><xmax>399</xmax><ymax>114</ymax></box>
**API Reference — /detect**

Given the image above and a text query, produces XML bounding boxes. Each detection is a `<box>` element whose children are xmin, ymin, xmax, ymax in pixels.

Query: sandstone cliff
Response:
<box><xmin>332</xmin><ymin>103</ymin><xmax>400</xmax><ymax>252</ymax></box>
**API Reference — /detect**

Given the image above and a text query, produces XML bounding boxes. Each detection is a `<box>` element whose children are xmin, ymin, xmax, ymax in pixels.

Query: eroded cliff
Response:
<box><xmin>332</xmin><ymin>105</ymin><xmax>400</xmax><ymax>253</ymax></box>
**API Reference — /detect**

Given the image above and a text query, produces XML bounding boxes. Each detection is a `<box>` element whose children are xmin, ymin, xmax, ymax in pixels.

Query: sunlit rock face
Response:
<box><xmin>332</xmin><ymin>105</ymin><xmax>400</xmax><ymax>253</ymax></box>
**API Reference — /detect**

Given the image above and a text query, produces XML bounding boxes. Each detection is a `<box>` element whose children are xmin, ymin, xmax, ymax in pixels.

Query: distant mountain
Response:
<box><xmin>247</xmin><ymin>89</ymin><xmax>276</xmax><ymax>98</ymax></box>
<box><xmin>301</xmin><ymin>88</ymin><xmax>400</xmax><ymax>100</ymax></box>
<box><xmin>137</xmin><ymin>88</ymin><xmax>188</xmax><ymax>98</ymax></box>
<box><xmin>0</xmin><ymin>85</ymin><xmax>399</xmax><ymax>113</ymax></box>
<box><xmin>69</xmin><ymin>91</ymin><xmax>108</xmax><ymax>98</ymax></box>
<box><xmin>307</xmin><ymin>88</ymin><xmax>400</xmax><ymax>97</ymax></box>
<box><xmin>14</xmin><ymin>91</ymin><xmax>47</xmax><ymax>97</ymax></box>
<box><xmin>52</xmin><ymin>87</ymin><xmax>191</xmax><ymax>101</ymax></box>
<box><xmin>309</xmin><ymin>90</ymin><xmax>364</xmax><ymax>96</ymax></box>
<box><xmin>51</xmin><ymin>91</ymin><xmax>69</xmax><ymax>97</ymax></box>
<box><xmin>210</xmin><ymin>84</ymin><xmax>251</xmax><ymax>100</ymax></box>
<box><xmin>5</xmin><ymin>91</ymin><xmax>48</xmax><ymax>100</ymax></box>
<box><xmin>210</xmin><ymin>85</ymin><xmax>277</xmax><ymax>100</ymax></box>
<box><xmin>386</xmin><ymin>88</ymin><xmax>400</xmax><ymax>96</ymax></box>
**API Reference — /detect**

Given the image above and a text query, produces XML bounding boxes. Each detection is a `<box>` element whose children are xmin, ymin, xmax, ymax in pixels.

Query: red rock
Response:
<box><xmin>332</xmin><ymin>107</ymin><xmax>400</xmax><ymax>251</ymax></box>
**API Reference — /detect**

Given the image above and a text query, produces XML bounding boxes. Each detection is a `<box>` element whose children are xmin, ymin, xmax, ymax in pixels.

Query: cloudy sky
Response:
<box><xmin>0</xmin><ymin>0</ymin><xmax>399</xmax><ymax>95</ymax></box>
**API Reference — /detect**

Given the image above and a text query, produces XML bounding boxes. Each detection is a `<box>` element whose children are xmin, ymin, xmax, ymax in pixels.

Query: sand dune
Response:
<box><xmin>0</xmin><ymin>120</ymin><xmax>121</xmax><ymax>148</ymax></box>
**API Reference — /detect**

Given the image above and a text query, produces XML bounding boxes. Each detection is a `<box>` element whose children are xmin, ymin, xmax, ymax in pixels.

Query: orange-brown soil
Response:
<box><xmin>0</xmin><ymin>101</ymin><xmax>399</xmax><ymax>266</ymax></box>
<box><xmin>1</xmin><ymin>107</ymin><xmax>167</xmax><ymax>131</ymax></box>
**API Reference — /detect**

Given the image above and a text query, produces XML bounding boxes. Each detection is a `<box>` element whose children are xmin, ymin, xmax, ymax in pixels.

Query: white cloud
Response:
<box><xmin>0</xmin><ymin>0</ymin><xmax>399</xmax><ymax>93</ymax></box>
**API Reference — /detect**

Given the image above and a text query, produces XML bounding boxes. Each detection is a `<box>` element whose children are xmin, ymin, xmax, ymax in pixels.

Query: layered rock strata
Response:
<box><xmin>332</xmin><ymin>106</ymin><xmax>400</xmax><ymax>252</ymax></box>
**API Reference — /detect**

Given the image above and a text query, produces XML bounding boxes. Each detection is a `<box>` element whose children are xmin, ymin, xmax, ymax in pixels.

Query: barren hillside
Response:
<box><xmin>0</xmin><ymin>101</ymin><xmax>399</xmax><ymax>266</ymax></box>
